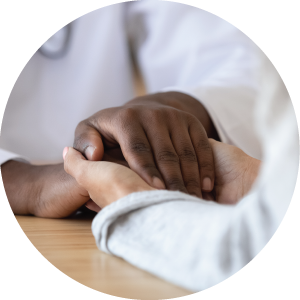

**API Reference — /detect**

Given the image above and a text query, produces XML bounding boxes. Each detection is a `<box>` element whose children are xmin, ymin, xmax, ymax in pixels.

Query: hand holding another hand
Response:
<box><xmin>63</xmin><ymin>147</ymin><xmax>155</xmax><ymax>209</ymax></box>
<box><xmin>205</xmin><ymin>139</ymin><xmax>261</xmax><ymax>204</ymax></box>
<box><xmin>63</xmin><ymin>139</ymin><xmax>261</xmax><ymax>211</ymax></box>
<box><xmin>74</xmin><ymin>92</ymin><xmax>216</xmax><ymax>199</ymax></box>
<box><xmin>43</xmin><ymin>89</ymin><xmax>260</xmax><ymax>214</ymax></box>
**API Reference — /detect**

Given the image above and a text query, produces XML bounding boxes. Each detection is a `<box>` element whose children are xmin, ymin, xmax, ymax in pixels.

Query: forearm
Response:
<box><xmin>125</xmin><ymin>92</ymin><xmax>220</xmax><ymax>140</ymax></box>
<box><xmin>1</xmin><ymin>160</ymin><xmax>41</xmax><ymax>215</ymax></box>
<box><xmin>1</xmin><ymin>160</ymin><xmax>87</xmax><ymax>218</ymax></box>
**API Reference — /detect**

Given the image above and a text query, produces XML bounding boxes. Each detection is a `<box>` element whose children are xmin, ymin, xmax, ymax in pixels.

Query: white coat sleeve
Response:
<box><xmin>126</xmin><ymin>1</ymin><xmax>262</xmax><ymax>159</ymax></box>
<box><xmin>91</xmin><ymin>51</ymin><xmax>299</xmax><ymax>291</ymax></box>
<box><xmin>0</xmin><ymin>148</ymin><xmax>29</xmax><ymax>165</ymax></box>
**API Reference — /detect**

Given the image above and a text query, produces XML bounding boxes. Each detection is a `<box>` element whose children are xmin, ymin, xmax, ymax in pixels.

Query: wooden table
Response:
<box><xmin>16</xmin><ymin>213</ymin><xmax>191</xmax><ymax>300</ymax></box>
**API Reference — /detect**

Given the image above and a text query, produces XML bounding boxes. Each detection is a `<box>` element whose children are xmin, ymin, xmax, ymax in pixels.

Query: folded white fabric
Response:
<box><xmin>91</xmin><ymin>50</ymin><xmax>298</xmax><ymax>291</ymax></box>
<box><xmin>0</xmin><ymin>149</ymin><xmax>29</xmax><ymax>165</ymax></box>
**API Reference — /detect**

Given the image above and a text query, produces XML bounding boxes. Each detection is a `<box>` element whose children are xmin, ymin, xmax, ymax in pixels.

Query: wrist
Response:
<box><xmin>1</xmin><ymin>161</ymin><xmax>79</xmax><ymax>217</ymax></box>
<box><xmin>32</xmin><ymin>163</ymin><xmax>86</xmax><ymax>218</ymax></box>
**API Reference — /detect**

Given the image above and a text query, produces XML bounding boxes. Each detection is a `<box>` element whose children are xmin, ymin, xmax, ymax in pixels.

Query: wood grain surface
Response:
<box><xmin>16</xmin><ymin>214</ymin><xmax>192</xmax><ymax>300</ymax></box>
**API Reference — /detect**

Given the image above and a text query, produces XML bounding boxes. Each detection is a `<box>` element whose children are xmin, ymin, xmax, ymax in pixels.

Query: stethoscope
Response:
<box><xmin>38</xmin><ymin>23</ymin><xmax>72</xmax><ymax>59</ymax></box>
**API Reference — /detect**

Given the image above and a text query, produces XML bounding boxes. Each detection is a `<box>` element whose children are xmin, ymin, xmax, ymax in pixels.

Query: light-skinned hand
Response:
<box><xmin>63</xmin><ymin>139</ymin><xmax>261</xmax><ymax>211</ymax></box>
<box><xmin>204</xmin><ymin>139</ymin><xmax>261</xmax><ymax>204</ymax></box>
<box><xmin>73</xmin><ymin>92</ymin><xmax>219</xmax><ymax>198</ymax></box>
<box><xmin>63</xmin><ymin>147</ymin><xmax>156</xmax><ymax>209</ymax></box>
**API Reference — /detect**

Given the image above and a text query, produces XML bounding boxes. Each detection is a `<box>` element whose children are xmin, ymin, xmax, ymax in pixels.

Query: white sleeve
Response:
<box><xmin>92</xmin><ymin>108</ymin><xmax>297</xmax><ymax>292</ymax></box>
<box><xmin>0</xmin><ymin>148</ymin><xmax>29</xmax><ymax>165</ymax></box>
<box><xmin>91</xmin><ymin>45</ymin><xmax>299</xmax><ymax>291</ymax></box>
<box><xmin>126</xmin><ymin>1</ymin><xmax>262</xmax><ymax>158</ymax></box>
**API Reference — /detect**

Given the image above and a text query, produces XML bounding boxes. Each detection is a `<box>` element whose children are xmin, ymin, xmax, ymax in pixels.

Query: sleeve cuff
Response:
<box><xmin>0</xmin><ymin>149</ymin><xmax>30</xmax><ymax>165</ymax></box>
<box><xmin>91</xmin><ymin>190</ymin><xmax>215</xmax><ymax>254</ymax></box>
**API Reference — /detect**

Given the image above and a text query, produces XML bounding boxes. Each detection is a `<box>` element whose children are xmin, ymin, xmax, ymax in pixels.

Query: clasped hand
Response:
<box><xmin>2</xmin><ymin>92</ymin><xmax>259</xmax><ymax>218</ymax></box>
<box><xmin>73</xmin><ymin>92</ymin><xmax>215</xmax><ymax>198</ymax></box>
<box><xmin>65</xmin><ymin>91</ymin><xmax>260</xmax><ymax>211</ymax></box>
<box><xmin>64</xmin><ymin>139</ymin><xmax>261</xmax><ymax>210</ymax></box>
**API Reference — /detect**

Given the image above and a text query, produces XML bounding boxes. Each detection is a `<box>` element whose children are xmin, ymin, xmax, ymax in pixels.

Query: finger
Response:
<box><xmin>189</xmin><ymin>122</ymin><xmax>215</xmax><ymax>192</ymax></box>
<box><xmin>63</xmin><ymin>147</ymin><xmax>89</xmax><ymax>186</ymax></box>
<box><xmin>74</xmin><ymin>120</ymin><xmax>104</xmax><ymax>161</ymax></box>
<box><xmin>170</xmin><ymin>126</ymin><xmax>202</xmax><ymax>198</ymax></box>
<box><xmin>102</xmin><ymin>153</ymin><xmax>129</xmax><ymax>167</ymax></box>
<box><xmin>102</xmin><ymin>147</ymin><xmax>129</xmax><ymax>167</ymax></box>
<box><xmin>208</xmin><ymin>138</ymin><xmax>218</xmax><ymax>147</ymax></box>
<box><xmin>85</xmin><ymin>199</ymin><xmax>101</xmax><ymax>213</ymax></box>
<box><xmin>117</xmin><ymin>124</ymin><xmax>166</xmax><ymax>190</ymax></box>
<box><xmin>202</xmin><ymin>191</ymin><xmax>215</xmax><ymax>201</ymax></box>
<box><xmin>146</xmin><ymin>126</ymin><xmax>188</xmax><ymax>193</ymax></box>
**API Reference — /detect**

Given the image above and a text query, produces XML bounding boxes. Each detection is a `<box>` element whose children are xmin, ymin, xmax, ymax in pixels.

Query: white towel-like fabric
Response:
<box><xmin>91</xmin><ymin>51</ymin><xmax>299</xmax><ymax>291</ymax></box>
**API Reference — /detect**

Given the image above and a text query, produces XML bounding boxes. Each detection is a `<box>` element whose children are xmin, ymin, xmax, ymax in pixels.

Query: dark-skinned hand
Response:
<box><xmin>74</xmin><ymin>92</ymin><xmax>219</xmax><ymax>198</ymax></box>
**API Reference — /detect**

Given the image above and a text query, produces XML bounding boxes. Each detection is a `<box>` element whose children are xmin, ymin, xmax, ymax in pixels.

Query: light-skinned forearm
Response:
<box><xmin>243</xmin><ymin>157</ymin><xmax>261</xmax><ymax>196</ymax></box>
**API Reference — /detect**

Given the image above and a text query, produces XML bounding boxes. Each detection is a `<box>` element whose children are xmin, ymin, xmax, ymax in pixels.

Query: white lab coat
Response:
<box><xmin>1</xmin><ymin>1</ymin><xmax>297</xmax><ymax>292</ymax></box>
<box><xmin>0</xmin><ymin>1</ymin><xmax>263</xmax><ymax>164</ymax></box>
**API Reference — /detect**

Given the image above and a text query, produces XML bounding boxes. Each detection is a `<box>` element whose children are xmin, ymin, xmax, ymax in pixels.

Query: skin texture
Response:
<box><xmin>63</xmin><ymin>147</ymin><xmax>156</xmax><ymax>209</ymax></box>
<box><xmin>63</xmin><ymin>140</ymin><xmax>261</xmax><ymax>210</ymax></box>
<box><xmin>74</xmin><ymin>92</ymin><xmax>219</xmax><ymax>199</ymax></box>
<box><xmin>1</xmin><ymin>161</ymin><xmax>89</xmax><ymax>218</ymax></box>
<box><xmin>204</xmin><ymin>139</ymin><xmax>261</xmax><ymax>204</ymax></box>
<box><xmin>2</xmin><ymin>92</ymin><xmax>217</xmax><ymax>217</ymax></box>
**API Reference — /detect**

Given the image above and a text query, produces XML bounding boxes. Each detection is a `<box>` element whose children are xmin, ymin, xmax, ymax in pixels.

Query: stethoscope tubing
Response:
<box><xmin>38</xmin><ymin>23</ymin><xmax>72</xmax><ymax>59</ymax></box>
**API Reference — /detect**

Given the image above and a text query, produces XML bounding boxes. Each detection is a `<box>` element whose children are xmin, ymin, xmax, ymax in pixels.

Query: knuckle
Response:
<box><xmin>184</xmin><ymin>178</ymin><xmax>201</xmax><ymax>189</ymax></box>
<box><xmin>178</xmin><ymin>147</ymin><xmax>197</xmax><ymax>162</ymax></box>
<box><xmin>157</xmin><ymin>150</ymin><xmax>179</xmax><ymax>163</ymax></box>
<box><xmin>129</xmin><ymin>141</ymin><xmax>151</xmax><ymax>154</ymax></box>
<box><xmin>73</xmin><ymin>120</ymin><xmax>93</xmax><ymax>151</ymax></box>
<box><xmin>75</xmin><ymin>120</ymin><xmax>86</xmax><ymax>130</ymax></box>
<box><xmin>140</xmin><ymin>163</ymin><xmax>160</xmax><ymax>176</ymax></box>
<box><xmin>141</xmin><ymin>164</ymin><xmax>161</xmax><ymax>178</ymax></box>
<box><xmin>147</xmin><ymin>109</ymin><xmax>163</xmax><ymax>121</ymax></box>
<box><xmin>199</xmin><ymin>161</ymin><xmax>214</xmax><ymax>171</ymax></box>
<box><xmin>140</xmin><ymin>162</ymin><xmax>156</xmax><ymax>169</ymax></box>
<box><xmin>167</xmin><ymin>109</ymin><xmax>182</xmax><ymax>121</ymax></box>
<box><xmin>166</xmin><ymin>177</ymin><xmax>186</xmax><ymax>191</ymax></box>
<box><xmin>196</xmin><ymin>138</ymin><xmax>212</xmax><ymax>152</ymax></box>
<box><xmin>73</xmin><ymin>133</ymin><xmax>87</xmax><ymax>150</ymax></box>
<box><xmin>119</xmin><ymin>107</ymin><xmax>138</xmax><ymax>120</ymax></box>
<box><xmin>186</xmin><ymin>113</ymin><xmax>198</xmax><ymax>124</ymax></box>
<box><xmin>116</xmin><ymin>110</ymin><xmax>139</xmax><ymax>135</ymax></box>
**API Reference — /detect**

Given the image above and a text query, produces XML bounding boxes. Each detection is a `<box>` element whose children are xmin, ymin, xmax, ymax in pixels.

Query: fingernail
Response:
<box><xmin>63</xmin><ymin>147</ymin><xmax>69</xmax><ymax>160</ymax></box>
<box><xmin>202</xmin><ymin>177</ymin><xmax>212</xmax><ymax>191</ymax></box>
<box><xmin>152</xmin><ymin>177</ymin><xmax>166</xmax><ymax>190</ymax></box>
<box><xmin>85</xmin><ymin>146</ymin><xmax>95</xmax><ymax>160</ymax></box>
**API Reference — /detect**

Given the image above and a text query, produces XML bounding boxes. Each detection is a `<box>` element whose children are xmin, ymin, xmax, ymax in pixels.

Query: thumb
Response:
<box><xmin>208</xmin><ymin>138</ymin><xmax>217</xmax><ymax>146</ymax></box>
<box><xmin>63</xmin><ymin>147</ymin><xmax>88</xmax><ymax>184</ymax></box>
<box><xmin>74</xmin><ymin>121</ymin><xmax>104</xmax><ymax>161</ymax></box>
